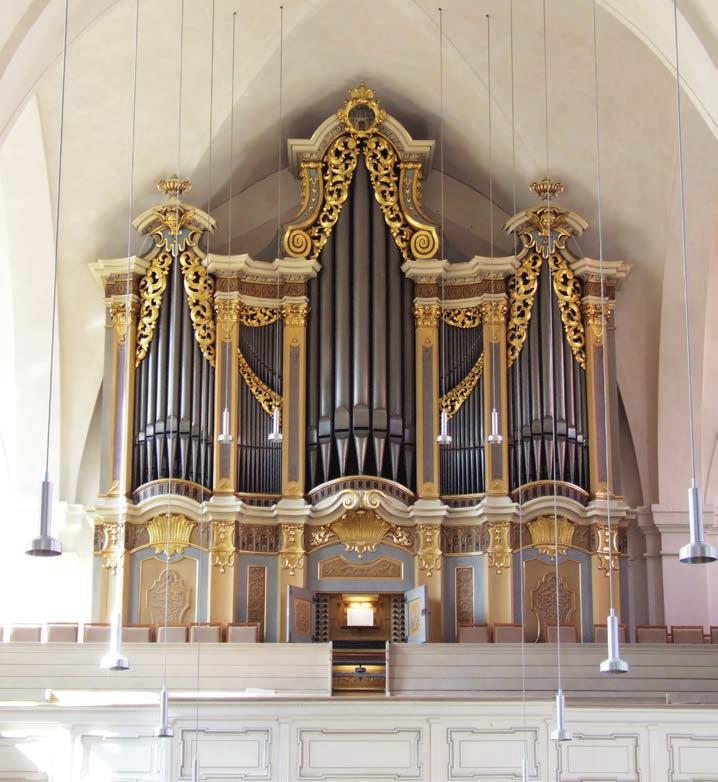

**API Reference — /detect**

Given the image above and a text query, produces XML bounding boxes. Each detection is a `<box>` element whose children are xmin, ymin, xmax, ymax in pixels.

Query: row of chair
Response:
<box><xmin>0</xmin><ymin>622</ymin><xmax>259</xmax><ymax>644</ymax></box>
<box><xmin>457</xmin><ymin>623</ymin><xmax>718</xmax><ymax>644</ymax></box>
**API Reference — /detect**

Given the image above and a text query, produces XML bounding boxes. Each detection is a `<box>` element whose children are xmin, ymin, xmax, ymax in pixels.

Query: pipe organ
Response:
<box><xmin>90</xmin><ymin>84</ymin><xmax>631</xmax><ymax>644</ymax></box>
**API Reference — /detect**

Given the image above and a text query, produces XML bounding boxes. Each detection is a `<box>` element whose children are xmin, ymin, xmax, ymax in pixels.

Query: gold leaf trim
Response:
<box><xmin>507</xmin><ymin>251</ymin><xmax>542</xmax><ymax>368</ymax></box>
<box><xmin>179</xmin><ymin>249</ymin><xmax>216</xmax><ymax>366</ymax></box>
<box><xmin>443</xmin><ymin>307</ymin><xmax>482</xmax><ymax>328</ymax></box>
<box><xmin>549</xmin><ymin>252</ymin><xmax>586</xmax><ymax>369</ymax></box>
<box><xmin>439</xmin><ymin>353</ymin><xmax>484</xmax><ymax>418</ymax></box>
<box><xmin>241</xmin><ymin>305</ymin><xmax>279</xmax><ymax>327</ymax></box>
<box><xmin>146</xmin><ymin>513</ymin><xmax>196</xmax><ymax>557</ymax></box>
<box><xmin>136</xmin><ymin>250</ymin><xmax>173</xmax><ymax>366</ymax></box>
<box><xmin>237</xmin><ymin>347</ymin><xmax>281</xmax><ymax>416</ymax></box>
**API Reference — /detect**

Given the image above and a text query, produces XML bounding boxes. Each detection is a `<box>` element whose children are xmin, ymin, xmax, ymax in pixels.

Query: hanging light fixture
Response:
<box><xmin>27</xmin><ymin>0</ymin><xmax>73</xmax><ymax>557</ymax></box>
<box><xmin>551</xmin><ymin>689</ymin><xmax>572</xmax><ymax>742</ymax></box>
<box><xmin>154</xmin><ymin>685</ymin><xmax>174</xmax><ymax>738</ymax></box>
<box><xmin>436</xmin><ymin>7</ymin><xmax>451</xmax><ymax>448</ymax></box>
<box><xmin>670</xmin><ymin>1</ymin><xmax>717</xmax><ymax>564</ymax></box>
<box><xmin>589</xmin><ymin>1</ymin><xmax>629</xmax><ymax>674</ymax></box>
<box><xmin>101</xmin><ymin>609</ymin><xmax>129</xmax><ymax>671</ymax></box>
<box><xmin>268</xmin><ymin>6</ymin><xmax>285</xmax><ymax>446</ymax></box>
<box><xmin>218</xmin><ymin>9</ymin><xmax>239</xmax><ymax>447</ymax></box>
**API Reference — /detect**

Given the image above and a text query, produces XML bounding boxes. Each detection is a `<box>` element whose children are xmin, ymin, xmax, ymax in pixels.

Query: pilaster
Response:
<box><xmin>415</xmin><ymin>521</ymin><xmax>443</xmax><ymax>641</ymax></box>
<box><xmin>278</xmin><ymin>520</ymin><xmax>307</xmax><ymax>641</ymax></box>
<box><xmin>207</xmin><ymin>514</ymin><xmax>237</xmax><ymax>625</ymax></box>
<box><xmin>484</xmin><ymin>520</ymin><xmax>513</xmax><ymax>625</ymax></box>
<box><xmin>481</xmin><ymin>296</ymin><xmax>509</xmax><ymax>496</ymax></box>
<box><xmin>590</xmin><ymin>521</ymin><xmax>622</xmax><ymax>626</ymax></box>
<box><xmin>213</xmin><ymin>296</ymin><xmax>241</xmax><ymax>494</ymax></box>
<box><xmin>281</xmin><ymin>301</ymin><xmax>309</xmax><ymax>498</ymax></box>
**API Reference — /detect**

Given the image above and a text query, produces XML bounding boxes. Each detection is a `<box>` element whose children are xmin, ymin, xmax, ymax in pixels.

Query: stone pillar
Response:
<box><xmin>416</xmin><ymin>522</ymin><xmax>443</xmax><ymax>641</ymax></box>
<box><xmin>481</xmin><ymin>296</ymin><xmax>510</xmax><ymax>497</ymax></box>
<box><xmin>412</xmin><ymin>302</ymin><xmax>441</xmax><ymax>499</ymax></box>
<box><xmin>280</xmin><ymin>301</ymin><xmax>310</xmax><ymax>499</ymax></box>
<box><xmin>278</xmin><ymin>522</ymin><xmax>306</xmax><ymax>641</ymax></box>
<box><xmin>208</xmin><ymin>517</ymin><xmax>237</xmax><ymax>624</ymax></box>
<box><xmin>213</xmin><ymin>296</ymin><xmax>241</xmax><ymax>494</ymax></box>
<box><xmin>637</xmin><ymin>506</ymin><xmax>665</xmax><ymax>627</ymax></box>
<box><xmin>484</xmin><ymin>521</ymin><xmax>513</xmax><ymax>625</ymax></box>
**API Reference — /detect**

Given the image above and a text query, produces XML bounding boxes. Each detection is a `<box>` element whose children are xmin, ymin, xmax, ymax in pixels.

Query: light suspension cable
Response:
<box><xmin>218</xmin><ymin>11</ymin><xmax>239</xmax><ymax>445</ymax></box>
<box><xmin>485</xmin><ymin>14</ymin><xmax>502</xmax><ymax>449</ymax></box>
<box><xmin>437</xmin><ymin>7</ymin><xmax>451</xmax><ymax>446</ymax></box>
<box><xmin>155</xmin><ymin>0</ymin><xmax>186</xmax><ymax>742</ymax></box>
<box><xmin>269</xmin><ymin>5</ymin><xmax>284</xmax><ymax>444</ymax></box>
<box><xmin>590</xmin><ymin>1</ymin><xmax>629</xmax><ymax>674</ymax></box>
<box><xmin>26</xmin><ymin>0</ymin><xmax>72</xmax><ymax>558</ymax></box>
<box><xmin>541</xmin><ymin>0</ymin><xmax>570</xmax><ymax>746</ymax></box>
<box><xmin>100</xmin><ymin>0</ymin><xmax>141</xmax><ymax>673</ymax></box>
<box><xmin>671</xmin><ymin>1</ymin><xmax>716</xmax><ymax>564</ymax></box>
<box><xmin>509</xmin><ymin>5</ymin><xmax>530</xmax><ymax>778</ymax></box>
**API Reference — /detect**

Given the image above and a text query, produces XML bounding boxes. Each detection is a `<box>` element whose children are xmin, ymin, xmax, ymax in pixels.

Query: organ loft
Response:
<box><xmin>89</xmin><ymin>84</ymin><xmax>631</xmax><ymax>665</ymax></box>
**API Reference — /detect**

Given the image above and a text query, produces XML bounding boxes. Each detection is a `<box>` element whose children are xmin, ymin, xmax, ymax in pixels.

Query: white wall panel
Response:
<box><xmin>560</xmin><ymin>733</ymin><xmax>640</xmax><ymax>781</ymax></box>
<box><xmin>79</xmin><ymin>734</ymin><xmax>160</xmax><ymax>781</ymax></box>
<box><xmin>446</xmin><ymin>727</ymin><xmax>540</xmax><ymax>780</ymax></box>
<box><xmin>178</xmin><ymin>728</ymin><xmax>271</xmax><ymax>780</ymax></box>
<box><xmin>668</xmin><ymin>735</ymin><xmax>718</xmax><ymax>781</ymax></box>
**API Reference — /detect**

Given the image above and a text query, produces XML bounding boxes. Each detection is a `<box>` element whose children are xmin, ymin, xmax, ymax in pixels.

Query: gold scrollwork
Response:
<box><xmin>486</xmin><ymin>521</ymin><xmax>511</xmax><ymax>574</ymax></box>
<box><xmin>527</xmin><ymin>516</ymin><xmax>575</xmax><ymax>558</ymax></box>
<box><xmin>146</xmin><ymin>513</ymin><xmax>196</xmax><ymax>557</ymax></box>
<box><xmin>417</xmin><ymin>524</ymin><xmax>442</xmax><ymax>576</ymax></box>
<box><xmin>439</xmin><ymin>353</ymin><xmax>484</xmax><ymax>418</ymax></box>
<box><xmin>108</xmin><ymin>299</ymin><xmax>137</xmax><ymax>344</ymax></box>
<box><xmin>549</xmin><ymin>252</ymin><xmax>586</xmax><ymax>369</ymax></box>
<box><xmin>412</xmin><ymin>303</ymin><xmax>441</xmax><ymax>328</ymax></box>
<box><xmin>237</xmin><ymin>348</ymin><xmax>281</xmax><ymax>416</ymax></box>
<box><xmin>210</xmin><ymin>520</ymin><xmax>235</xmax><ymax>573</ymax></box>
<box><xmin>442</xmin><ymin>307</ymin><xmax>482</xmax><ymax>329</ymax></box>
<box><xmin>507</xmin><ymin>251</ymin><xmax>542</xmax><ymax>367</ymax></box>
<box><xmin>281</xmin><ymin>301</ymin><xmax>310</xmax><ymax>326</ymax></box>
<box><xmin>179</xmin><ymin>250</ymin><xmax>216</xmax><ymax>366</ymax></box>
<box><xmin>241</xmin><ymin>305</ymin><xmax>280</xmax><ymax>327</ymax></box>
<box><xmin>582</xmin><ymin>301</ymin><xmax>614</xmax><ymax>348</ymax></box>
<box><xmin>136</xmin><ymin>249</ymin><xmax>173</xmax><ymax>366</ymax></box>
<box><xmin>280</xmin><ymin>523</ymin><xmax>305</xmax><ymax>575</ymax></box>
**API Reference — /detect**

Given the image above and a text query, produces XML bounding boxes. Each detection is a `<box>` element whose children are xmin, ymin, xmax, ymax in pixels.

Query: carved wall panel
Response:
<box><xmin>455</xmin><ymin>566</ymin><xmax>474</xmax><ymax>630</ymax></box>
<box><xmin>319</xmin><ymin>555</ymin><xmax>403</xmax><ymax>581</ymax></box>
<box><xmin>138</xmin><ymin>555</ymin><xmax>197</xmax><ymax>625</ymax></box>
<box><xmin>247</xmin><ymin>565</ymin><xmax>267</xmax><ymax>641</ymax></box>
<box><xmin>523</xmin><ymin>558</ymin><xmax>581</xmax><ymax>643</ymax></box>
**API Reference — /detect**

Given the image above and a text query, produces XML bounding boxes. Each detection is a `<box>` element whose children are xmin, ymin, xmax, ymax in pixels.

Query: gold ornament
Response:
<box><xmin>442</xmin><ymin>307</ymin><xmax>482</xmax><ymax>329</ymax></box>
<box><xmin>156</xmin><ymin>174</ymin><xmax>192</xmax><ymax>199</ymax></box>
<box><xmin>439</xmin><ymin>353</ymin><xmax>484</xmax><ymax>418</ymax></box>
<box><xmin>281</xmin><ymin>301</ymin><xmax>310</xmax><ymax>326</ymax></box>
<box><xmin>486</xmin><ymin>522</ymin><xmax>511</xmax><ymax>574</ymax></box>
<box><xmin>237</xmin><ymin>348</ymin><xmax>281</xmax><ymax>416</ymax></box>
<box><xmin>527</xmin><ymin>516</ymin><xmax>575</xmax><ymax>558</ymax></box>
<box><xmin>331</xmin><ymin>509</ymin><xmax>391</xmax><ymax>559</ymax></box>
<box><xmin>146</xmin><ymin>513</ymin><xmax>196</xmax><ymax>557</ymax></box>
<box><xmin>210</xmin><ymin>520</ymin><xmax>235</xmax><ymax>573</ymax></box>
<box><xmin>412</xmin><ymin>302</ymin><xmax>441</xmax><ymax>327</ymax></box>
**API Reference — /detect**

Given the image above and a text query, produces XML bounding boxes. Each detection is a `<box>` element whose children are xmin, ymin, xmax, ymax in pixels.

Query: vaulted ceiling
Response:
<box><xmin>1</xmin><ymin>0</ymin><xmax>717</xmax><ymax>515</ymax></box>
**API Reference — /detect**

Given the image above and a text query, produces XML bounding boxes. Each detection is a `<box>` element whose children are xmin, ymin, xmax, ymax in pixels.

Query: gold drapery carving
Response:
<box><xmin>506</xmin><ymin>180</ymin><xmax>586</xmax><ymax>369</ymax></box>
<box><xmin>237</xmin><ymin>347</ymin><xmax>281</xmax><ymax>416</ymax></box>
<box><xmin>283</xmin><ymin>85</ymin><xmax>439</xmax><ymax>262</ymax></box>
<box><xmin>442</xmin><ymin>307</ymin><xmax>482</xmax><ymax>329</ymax></box>
<box><xmin>439</xmin><ymin>353</ymin><xmax>484</xmax><ymax>418</ymax></box>
<box><xmin>135</xmin><ymin>194</ymin><xmax>216</xmax><ymax>367</ymax></box>
<box><xmin>241</xmin><ymin>305</ymin><xmax>279</xmax><ymax>327</ymax></box>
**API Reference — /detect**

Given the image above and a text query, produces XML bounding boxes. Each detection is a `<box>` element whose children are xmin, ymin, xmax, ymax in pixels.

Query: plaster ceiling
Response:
<box><xmin>1</xmin><ymin>0</ymin><xmax>717</xmax><ymax>508</ymax></box>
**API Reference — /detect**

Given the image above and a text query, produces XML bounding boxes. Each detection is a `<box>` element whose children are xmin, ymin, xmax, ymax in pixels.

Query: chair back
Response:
<box><xmin>45</xmin><ymin>623</ymin><xmax>78</xmax><ymax>642</ymax></box>
<box><xmin>189</xmin><ymin>624</ymin><xmax>222</xmax><ymax>643</ymax></box>
<box><xmin>546</xmin><ymin>625</ymin><xmax>578</xmax><ymax>644</ymax></box>
<box><xmin>83</xmin><ymin>624</ymin><xmax>111</xmax><ymax>643</ymax></box>
<box><xmin>156</xmin><ymin>625</ymin><xmax>187</xmax><ymax>643</ymax></box>
<box><xmin>671</xmin><ymin>625</ymin><xmax>705</xmax><ymax>644</ymax></box>
<box><xmin>457</xmin><ymin>625</ymin><xmax>491</xmax><ymax>643</ymax></box>
<box><xmin>636</xmin><ymin>625</ymin><xmax>669</xmax><ymax>644</ymax></box>
<box><xmin>226</xmin><ymin>623</ymin><xmax>259</xmax><ymax>643</ymax></box>
<box><xmin>7</xmin><ymin>625</ymin><xmax>41</xmax><ymax>643</ymax></box>
<box><xmin>493</xmin><ymin>624</ymin><xmax>523</xmax><ymax>643</ymax></box>
<box><xmin>122</xmin><ymin>625</ymin><xmax>153</xmax><ymax>643</ymax></box>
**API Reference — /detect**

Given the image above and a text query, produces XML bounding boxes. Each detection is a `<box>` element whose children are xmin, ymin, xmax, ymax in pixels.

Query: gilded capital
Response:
<box><xmin>582</xmin><ymin>300</ymin><xmax>614</xmax><ymax>347</ymax></box>
<box><xmin>108</xmin><ymin>298</ymin><xmax>138</xmax><ymax>344</ymax></box>
<box><xmin>412</xmin><ymin>302</ymin><xmax>441</xmax><ymax>328</ymax></box>
<box><xmin>281</xmin><ymin>301</ymin><xmax>310</xmax><ymax>326</ymax></box>
<box><xmin>593</xmin><ymin>522</ymin><xmax>620</xmax><ymax>576</ymax></box>
<box><xmin>280</xmin><ymin>522</ymin><xmax>305</xmax><ymax>575</ymax></box>
<box><xmin>210</xmin><ymin>520</ymin><xmax>236</xmax><ymax>573</ymax></box>
<box><xmin>480</xmin><ymin>298</ymin><xmax>508</xmax><ymax>326</ymax></box>
<box><xmin>417</xmin><ymin>523</ymin><xmax>441</xmax><ymax>576</ymax></box>
<box><xmin>214</xmin><ymin>297</ymin><xmax>242</xmax><ymax>324</ymax></box>
<box><xmin>486</xmin><ymin>521</ymin><xmax>511</xmax><ymax>574</ymax></box>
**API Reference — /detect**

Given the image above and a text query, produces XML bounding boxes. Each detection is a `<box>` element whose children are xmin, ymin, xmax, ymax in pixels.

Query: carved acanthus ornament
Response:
<box><xmin>442</xmin><ymin>307</ymin><xmax>482</xmax><ymax>329</ymax></box>
<box><xmin>486</xmin><ymin>522</ymin><xmax>511</xmax><ymax>574</ymax></box>
<box><xmin>481</xmin><ymin>298</ymin><xmax>508</xmax><ymax>343</ymax></box>
<box><xmin>582</xmin><ymin>300</ymin><xmax>614</xmax><ymax>348</ymax></box>
<box><xmin>237</xmin><ymin>347</ymin><xmax>281</xmax><ymax>416</ymax></box>
<box><xmin>417</xmin><ymin>524</ymin><xmax>441</xmax><ymax>576</ymax></box>
<box><xmin>97</xmin><ymin>520</ymin><xmax>122</xmax><ymax>574</ymax></box>
<box><xmin>241</xmin><ymin>305</ymin><xmax>280</xmax><ymax>327</ymax></box>
<box><xmin>439</xmin><ymin>353</ymin><xmax>484</xmax><ymax>418</ymax></box>
<box><xmin>283</xmin><ymin>84</ymin><xmax>439</xmax><ymax>263</ymax></box>
<box><xmin>108</xmin><ymin>298</ymin><xmax>138</xmax><ymax>344</ymax></box>
<box><xmin>135</xmin><ymin>179</ymin><xmax>216</xmax><ymax>367</ymax></box>
<box><xmin>527</xmin><ymin>516</ymin><xmax>576</xmax><ymax>558</ymax></box>
<box><xmin>280</xmin><ymin>523</ymin><xmax>305</xmax><ymax>575</ymax></box>
<box><xmin>209</xmin><ymin>520</ymin><xmax>236</xmax><ymax>573</ymax></box>
<box><xmin>506</xmin><ymin>179</ymin><xmax>586</xmax><ymax>369</ymax></box>
<box><xmin>146</xmin><ymin>513</ymin><xmax>196</xmax><ymax>557</ymax></box>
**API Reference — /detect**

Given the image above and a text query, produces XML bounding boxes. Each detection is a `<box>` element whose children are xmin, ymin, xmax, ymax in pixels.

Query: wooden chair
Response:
<box><xmin>44</xmin><ymin>623</ymin><xmax>78</xmax><ymax>642</ymax></box>
<box><xmin>671</xmin><ymin>625</ymin><xmax>705</xmax><ymax>644</ymax></box>
<box><xmin>226</xmin><ymin>623</ymin><xmax>259</xmax><ymax>643</ymax></box>
<box><xmin>156</xmin><ymin>625</ymin><xmax>187</xmax><ymax>643</ymax></box>
<box><xmin>189</xmin><ymin>623</ymin><xmax>222</xmax><ymax>643</ymax></box>
<box><xmin>546</xmin><ymin>625</ymin><xmax>578</xmax><ymax>643</ymax></box>
<box><xmin>7</xmin><ymin>625</ymin><xmax>42</xmax><ymax>642</ymax></box>
<box><xmin>710</xmin><ymin>626</ymin><xmax>718</xmax><ymax>644</ymax></box>
<box><xmin>457</xmin><ymin>625</ymin><xmax>491</xmax><ymax>643</ymax></box>
<box><xmin>493</xmin><ymin>624</ymin><xmax>524</xmax><ymax>643</ymax></box>
<box><xmin>635</xmin><ymin>625</ymin><xmax>669</xmax><ymax>644</ymax></box>
<box><xmin>122</xmin><ymin>625</ymin><xmax>153</xmax><ymax>643</ymax></box>
<box><xmin>82</xmin><ymin>623</ymin><xmax>111</xmax><ymax>642</ymax></box>
<box><xmin>594</xmin><ymin>623</ymin><xmax>627</xmax><ymax>644</ymax></box>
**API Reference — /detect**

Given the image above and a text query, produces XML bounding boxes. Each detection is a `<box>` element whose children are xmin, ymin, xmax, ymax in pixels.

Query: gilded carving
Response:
<box><xmin>412</xmin><ymin>303</ymin><xmax>440</xmax><ymax>328</ymax></box>
<box><xmin>319</xmin><ymin>554</ymin><xmax>403</xmax><ymax>580</ymax></box>
<box><xmin>284</xmin><ymin>85</ymin><xmax>439</xmax><ymax>262</ymax></box>
<box><xmin>280</xmin><ymin>523</ymin><xmax>304</xmax><ymax>576</ymax></box>
<box><xmin>439</xmin><ymin>353</ymin><xmax>484</xmax><ymax>418</ymax></box>
<box><xmin>146</xmin><ymin>569</ymin><xmax>191</xmax><ymax>625</ymax></box>
<box><xmin>98</xmin><ymin>520</ymin><xmax>122</xmax><ymax>574</ymax></box>
<box><xmin>308</xmin><ymin>525</ymin><xmax>334</xmax><ymax>548</ymax></box>
<box><xmin>582</xmin><ymin>301</ymin><xmax>614</xmax><ymax>347</ymax></box>
<box><xmin>294</xmin><ymin>598</ymin><xmax>312</xmax><ymax>636</ymax></box>
<box><xmin>136</xmin><ymin>249</ymin><xmax>173</xmax><ymax>366</ymax></box>
<box><xmin>281</xmin><ymin>301</ymin><xmax>310</xmax><ymax>326</ymax></box>
<box><xmin>247</xmin><ymin>565</ymin><xmax>266</xmax><ymax>640</ymax></box>
<box><xmin>507</xmin><ymin>251</ymin><xmax>542</xmax><ymax>367</ymax></box>
<box><xmin>241</xmin><ymin>305</ymin><xmax>279</xmax><ymax>327</ymax></box>
<box><xmin>417</xmin><ymin>524</ymin><xmax>441</xmax><ymax>576</ymax></box>
<box><xmin>594</xmin><ymin>522</ymin><xmax>620</xmax><ymax>575</ymax></box>
<box><xmin>331</xmin><ymin>509</ymin><xmax>391</xmax><ymax>558</ymax></box>
<box><xmin>442</xmin><ymin>307</ymin><xmax>482</xmax><ymax>329</ymax></box>
<box><xmin>486</xmin><ymin>521</ymin><xmax>511</xmax><ymax>574</ymax></box>
<box><xmin>214</xmin><ymin>297</ymin><xmax>241</xmax><ymax>324</ymax></box>
<box><xmin>442</xmin><ymin>525</ymin><xmax>488</xmax><ymax>554</ymax></box>
<box><xmin>108</xmin><ymin>299</ymin><xmax>137</xmax><ymax>344</ymax></box>
<box><xmin>455</xmin><ymin>566</ymin><xmax>474</xmax><ymax>627</ymax></box>
<box><xmin>530</xmin><ymin>570</ymin><xmax>576</xmax><ymax>642</ymax></box>
<box><xmin>179</xmin><ymin>249</ymin><xmax>216</xmax><ymax>365</ymax></box>
<box><xmin>408</xmin><ymin>598</ymin><xmax>422</xmax><ymax>637</ymax></box>
<box><xmin>210</xmin><ymin>520</ymin><xmax>235</xmax><ymax>573</ymax></box>
<box><xmin>146</xmin><ymin>514</ymin><xmax>196</xmax><ymax>557</ymax></box>
<box><xmin>389</xmin><ymin>524</ymin><xmax>414</xmax><ymax>549</ymax></box>
<box><xmin>237</xmin><ymin>524</ymin><xmax>279</xmax><ymax>553</ymax></box>
<box><xmin>548</xmin><ymin>252</ymin><xmax>586</xmax><ymax>368</ymax></box>
<box><xmin>237</xmin><ymin>347</ymin><xmax>281</xmax><ymax>416</ymax></box>
<box><xmin>527</xmin><ymin>516</ymin><xmax>575</xmax><ymax>558</ymax></box>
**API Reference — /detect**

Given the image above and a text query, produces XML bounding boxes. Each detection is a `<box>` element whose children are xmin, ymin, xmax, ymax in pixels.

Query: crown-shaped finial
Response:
<box><xmin>337</xmin><ymin>83</ymin><xmax>387</xmax><ymax>136</ymax></box>
<box><xmin>530</xmin><ymin>176</ymin><xmax>564</xmax><ymax>201</ymax></box>
<box><xmin>156</xmin><ymin>175</ymin><xmax>192</xmax><ymax>199</ymax></box>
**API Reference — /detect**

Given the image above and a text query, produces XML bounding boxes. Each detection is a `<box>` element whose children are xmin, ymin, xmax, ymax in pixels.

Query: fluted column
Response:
<box><xmin>281</xmin><ymin>301</ymin><xmax>310</xmax><ymax>498</ymax></box>
<box><xmin>213</xmin><ymin>296</ymin><xmax>241</xmax><ymax>494</ymax></box>
<box><xmin>413</xmin><ymin>301</ymin><xmax>441</xmax><ymax>498</ymax></box>
<box><xmin>482</xmin><ymin>296</ymin><xmax>509</xmax><ymax>497</ymax></box>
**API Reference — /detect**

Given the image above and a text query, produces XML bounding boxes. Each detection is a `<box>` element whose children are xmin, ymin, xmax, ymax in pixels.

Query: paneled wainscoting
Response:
<box><xmin>1</xmin><ymin>699</ymin><xmax>717</xmax><ymax>780</ymax></box>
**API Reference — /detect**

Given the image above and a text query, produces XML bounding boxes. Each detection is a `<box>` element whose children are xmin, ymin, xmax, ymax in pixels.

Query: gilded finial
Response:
<box><xmin>156</xmin><ymin>175</ymin><xmax>192</xmax><ymax>199</ymax></box>
<box><xmin>530</xmin><ymin>176</ymin><xmax>564</xmax><ymax>201</ymax></box>
<box><xmin>337</xmin><ymin>83</ymin><xmax>386</xmax><ymax>136</ymax></box>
